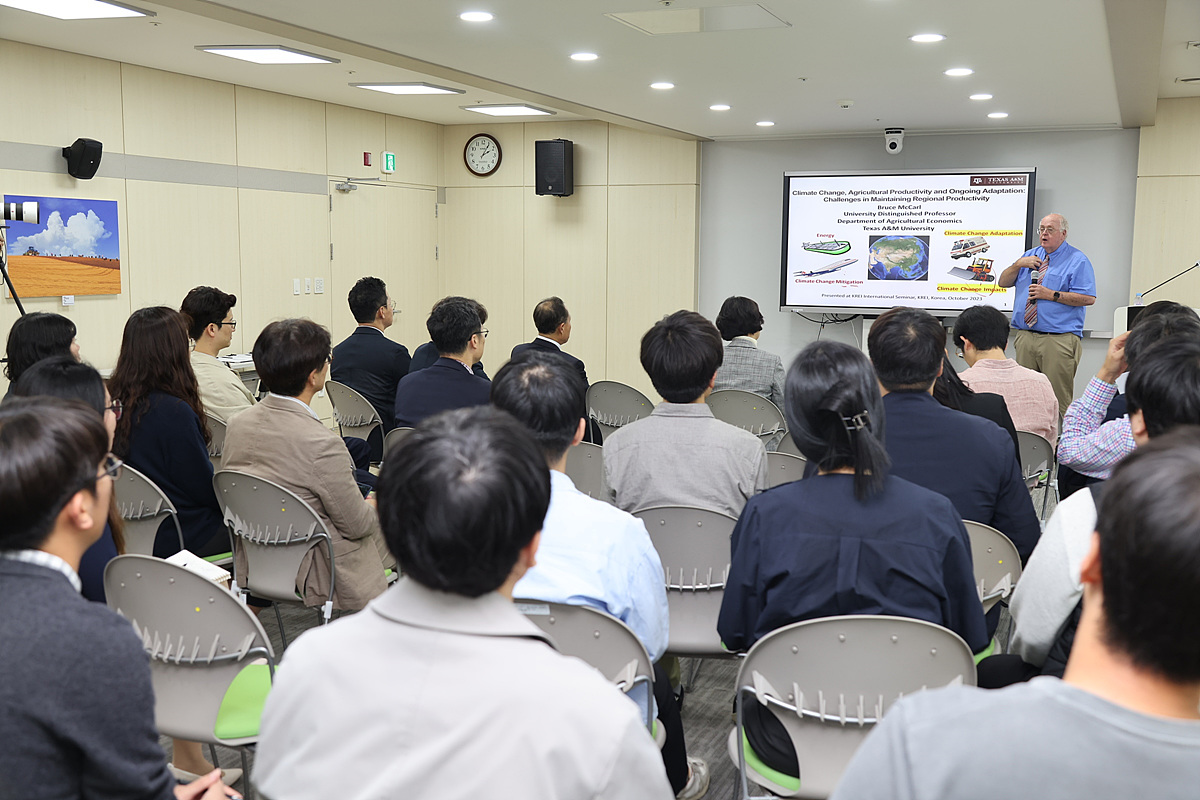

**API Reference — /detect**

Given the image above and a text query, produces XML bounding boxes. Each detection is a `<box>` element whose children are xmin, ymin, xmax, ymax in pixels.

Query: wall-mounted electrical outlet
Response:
<box><xmin>314</xmin><ymin>278</ymin><xmax>325</xmax><ymax>294</ymax></box>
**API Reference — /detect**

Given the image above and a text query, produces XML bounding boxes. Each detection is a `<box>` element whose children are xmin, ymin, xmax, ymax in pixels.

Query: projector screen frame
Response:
<box><xmin>779</xmin><ymin>167</ymin><xmax>1038</xmax><ymax>317</ymax></box>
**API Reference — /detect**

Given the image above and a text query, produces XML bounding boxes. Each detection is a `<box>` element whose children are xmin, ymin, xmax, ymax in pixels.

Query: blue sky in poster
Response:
<box><xmin>4</xmin><ymin>195</ymin><xmax>120</xmax><ymax>259</ymax></box>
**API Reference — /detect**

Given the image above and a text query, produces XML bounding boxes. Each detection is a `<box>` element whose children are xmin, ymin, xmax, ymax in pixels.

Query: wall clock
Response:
<box><xmin>464</xmin><ymin>133</ymin><xmax>502</xmax><ymax>177</ymax></box>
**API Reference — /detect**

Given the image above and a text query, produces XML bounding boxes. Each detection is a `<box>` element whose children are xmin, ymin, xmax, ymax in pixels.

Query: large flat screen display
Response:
<box><xmin>780</xmin><ymin>169</ymin><xmax>1036</xmax><ymax>315</ymax></box>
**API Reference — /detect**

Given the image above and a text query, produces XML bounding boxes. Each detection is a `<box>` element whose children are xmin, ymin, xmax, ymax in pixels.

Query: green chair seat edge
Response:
<box><xmin>212</xmin><ymin>662</ymin><xmax>272</xmax><ymax>740</ymax></box>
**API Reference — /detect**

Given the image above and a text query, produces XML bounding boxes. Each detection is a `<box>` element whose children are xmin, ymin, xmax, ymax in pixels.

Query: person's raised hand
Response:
<box><xmin>1097</xmin><ymin>331</ymin><xmax>1129</xmax><ymax>384</ymax></box>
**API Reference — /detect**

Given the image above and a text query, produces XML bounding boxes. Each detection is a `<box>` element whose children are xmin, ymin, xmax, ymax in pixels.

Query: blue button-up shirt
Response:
<box><xmin>1010</xmin><ymin>240</ymin><xmax>1096</xmax><ymax>336</ymax></box>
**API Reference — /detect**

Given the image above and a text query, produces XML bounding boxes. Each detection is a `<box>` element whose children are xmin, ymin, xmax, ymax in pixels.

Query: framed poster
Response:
<box><xmin>2</xmin><ymin>195</ymin><xmax>121</xmax><ymax>297</ymax></box>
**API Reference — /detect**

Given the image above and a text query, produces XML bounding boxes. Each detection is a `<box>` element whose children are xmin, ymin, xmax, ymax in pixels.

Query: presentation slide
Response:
<box><xmin>780</xmin><ymin>170</ymin><xmax>1036</xmax><ymax>315</ymax></box>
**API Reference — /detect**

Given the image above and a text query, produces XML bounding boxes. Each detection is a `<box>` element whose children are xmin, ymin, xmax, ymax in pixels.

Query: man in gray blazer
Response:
<box><xmin>223</xmin><ymin>319</ymin><xmax>394</xmax><ymax>613</ymax></box>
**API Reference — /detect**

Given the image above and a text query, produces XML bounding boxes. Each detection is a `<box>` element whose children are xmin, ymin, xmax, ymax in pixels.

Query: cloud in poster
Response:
<box><xmin>13</xmin><ymin>209</ymin><xmax>112</xmax><ymax>257</ymax></box>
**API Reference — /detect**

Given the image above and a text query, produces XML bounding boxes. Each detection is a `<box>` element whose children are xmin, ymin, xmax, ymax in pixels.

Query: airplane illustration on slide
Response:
<box><xmin>794</xmin><ymin>258</ymin><xmax>857</xmax><ymax>278</ymax></box>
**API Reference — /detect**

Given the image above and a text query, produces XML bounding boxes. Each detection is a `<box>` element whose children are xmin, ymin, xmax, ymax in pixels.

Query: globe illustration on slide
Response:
<box><xmin>868</xmin><ymin>236</ymin><xmax>929</xmax><ymax>280</ymax></box>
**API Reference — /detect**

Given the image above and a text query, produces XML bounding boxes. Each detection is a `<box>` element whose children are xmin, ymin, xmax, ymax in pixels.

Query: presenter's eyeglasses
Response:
<box><xmin>1036</xmin><ymin>226</ymin><xmax>1060</xmax><ymax>234</ymax></box>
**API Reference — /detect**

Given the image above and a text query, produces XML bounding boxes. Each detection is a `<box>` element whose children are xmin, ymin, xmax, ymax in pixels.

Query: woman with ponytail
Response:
<box><xmin>716</xmin><ymin>340</ymin><xmax>988</xmax><ymax>778</ymax></box>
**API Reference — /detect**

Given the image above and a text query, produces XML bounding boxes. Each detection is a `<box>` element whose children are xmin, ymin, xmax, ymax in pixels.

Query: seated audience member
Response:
<box><xmin>603</xmin><ymin>310</ymin><xmax>768</xmax><ymax>517</ymax></box>
<box><xmin>831</xmin><ymin>431</ymin><xmax>1200</xmax><ymax>800</ymax></box>
<box><xmin>712</xmin><ymin>295</ymin><xmax>785</xmax><ymax>409</ymax></box>
<box><xmin>253</xmin><ymin>407</ymin><xmax>674</xmax><ymax>800</ymax></box>
<box><xmin>492</xmin><ymin>351</ymin><xmax>707</xmax><ymax>800</ymax></box>
<box><xmin>953</xmin><ymin>304</ymin><xmax>1058</xmax><ymax>445</ymax></box>
<box><xmin>2</xmin><ymin>310</ymin><xmax>79</xmax><ymax>400</ymax></box>
<box><xmin>1010</xmin><ymin>335</ymin><xmax>1200</xmax><ymax>673</ymax></box>
<box><xmin>180</xmin><ymin>286</ymin><xmax>256</xmax><ymax>423</ymax></box>
<box><xmin>932</xmin><ymin>353</ymin><xmax>1020</xmax><ymax>458</ymax></box>
<box><xmin>108</xmin><ymin>307</ymin><xmax>225</xmax><ymax>558</ymax></box>
<box><xmin>10</xmin><ymin>356</ymin><xmax>122</xmax><ymax>603</ymax></box>
<box><xmin>867</xmin><ymin>307</ymin><xmax>1040</xmax><ymax>562</ymax></box>
<box><xmin>1057</xmin><ymin>310</ymin><xmax>1200</xmax><ymax>484</ymax></box>
<box><xmin>393</xmin><ymin>297</ymin><xmax>491</xmax><ymax>428</ymax></box>
<box><xmin>511</xmin><ymin>296</ymin><xmax>588</xmax><ymax>386</ymax></box>
<box><xmin>222</xmin><ymin>319</ymin><xmax>394</xmax><ymax>612</ymax></box>
<box><xmin>0</xmin><ymin>398</ymin><xmax>232</xmax><ymax>800</ymax></box>
<box><xmin>408</xmin><ymin>296</ymin><xmax>490</xmax><ymax>378</ymax></box>
<box><xmin>331</xmin><ymin>276</ymin><xmax>411</xmax><ymax>436</ymax></box>
<box><xmin>717</xmin><ymin>341</ymin><xmax>987</xmax><ymax>779</ymax></box>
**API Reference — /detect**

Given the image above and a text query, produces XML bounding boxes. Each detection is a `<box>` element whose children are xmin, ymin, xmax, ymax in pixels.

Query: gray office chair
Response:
<box><xmin>587</xmin><ymin>381</ymin><xmax>653</xmax><ymax>440</ymax></box>
<box><xmin>205</xmin><ymin>412</ymin><xmax>227</xmax><ymax>471</ymax></box>
<box><xmin>963</xmin><ymin>520</ymin><xmax>1023</xmax><ymax>613</ymax></box>
<box><xmin>113</xmin><ymin>463</ymin><xmax>185</xmax><ymax>556</ymax></box>
<box><xmin>105</xmin><ymin>554</ymin><xmax>275</xmax><ymax>796</ymax></box>
<box><xmin>776</xmin><ymin>433</ymin><xmax>806</xmax><ymax>459</ymax></box>
<box><xmin>707</xmin><ymin>389</ymin><xmax>787</xmax><ymax>447</ymax></box>
<box><xmin>728</xmin><ymin>615</ymin><xmax>976</xmax><ymax>799</ymax></box>
<box><xmin>1017</xmin><ymin>430</ymin><xmax>1056</xmax><ymax>520</ymax></box>
<box><xmin>563</xmin><ymin>441</ymin><xmax>609</xmax><ymax>502</ymax></box>
<box><xmin>324</xmin><ymin>379</ymin><xmax>383</xmax><ymax>444</ymax></box>
<box><xmin>766</xmin><ymin>452</ymin><xmax>806</xmax><ymax>488</ymax></box>
<box><xmin>212</xmin><ymin>470</ymin><xmax>336</xmax><ymax>648</ymax></box>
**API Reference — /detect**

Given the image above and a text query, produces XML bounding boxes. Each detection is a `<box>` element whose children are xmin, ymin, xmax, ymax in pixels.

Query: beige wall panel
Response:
<box><xmin>606</xmin><ymin>184</ymin><xmax>699</xmax><ymax>399</ymax></box>
<box><xmin>123</xmin><ymin>181</ymin><xmax>243</xmax><ymax>346</ymax></box>
<box><xmin>0</xmin><ymin>169</ymin><xmax>130</xmax><ymax>391</ymax></box>
<box><xmin>1138</xmin><ymin>98</ymin><xmax>1200</xmax><ymax>178</ymax></box>
<box><xmin>521</xmin><ymin>186</ymin><xmax>608</xmax><ymax>381</ymax></box>
<box><xmin>0</xmin><ymin>42</ymin><xmax>124</xmax><ymax>150</ymax></box>
<box><xmin>235</xmin><ymin>87</ymin><xmax>327</xmax><ymax>174</ymax></box>
<box><xmin>236</xmin><ymin>189</ymin><xmax>332</xmax><ymax>346</ymax></box>
<box><xmin>386</xmin><ymin>186</ymin><xmax>439</xmax><ymax>350</ymax></box>
<box><xmin>442</xmin><ymin>123</ymin><xmax>525</xmax><ymax>188</ymax></box>
<box><xmin>1129</xmin><ymin>176</ymin><xmax>1200</xmax><ymax>305</ymax></box>
<box><xmin>326</xmin><ymin>104</ymin><xmax>386</xmax><ymax>180</ymax></box>
<box><xmin>121</xmin><ymin>65</ymin><xmax>236</xmax><ymax>164</ymax></box>
<box><xmin>441</xmin><ymin>187</ymin><xmax>525</xmax><ymax>363</ymax></box>
<box><xmin>608</xmin><ymin>125</ymin><xmax>699</xmax><ymax>186</ymax></box>
<box><xmin>521</xmin><ymin>121</ymin><xmax>609</xmax><ymax>187</ymax></box>
<box><xmin>384</xmin><ymin>115</ymin><xmax>441</xmax><ymax>187</ymax></box>
<box><xmin>329</xmin><ymin>182</ymin><xmax>388</xmax><ymax>343</ymax></box>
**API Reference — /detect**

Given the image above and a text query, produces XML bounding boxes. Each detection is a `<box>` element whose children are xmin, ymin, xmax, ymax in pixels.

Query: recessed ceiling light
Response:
<box><xmin>570</xmin><ymin>52</ymin><xmax>598</xmax><ymax>61</ymax></box>
<box><xmin>710</xmin><ymin>104</ymin><xmax>731</xmax><ymax>111</ymax></box>
<box><xmin>944</xmin><ymin>68</ymin><xmax>974</xmax><ymax>77</ymax></box>
<box><xmin>0</xmin><ymin>0</ymin><xmax>153</xmax><ymax>18</ymax></box>
<box><xmin>352</xmin><ymin>82</ymin><xmax>464</xmax><ymax>95</ymax></box>
<box><xmin>988</xmin><ymin>112</ymin><xmax>1009</xmax><ymax>119</ymax></box>
<box><xmin>460</xmin><ymin>11</ymin><xmax>493</xmax><ymax>22</ymax></box>
<box><xmin>650</xmin><ymin>82</ymin><xmax>675</xmax><ymax>90</ymax></box>
<box><xmin>462</xmin><ymin>104</ymin><xmax>554</xmax><ymax>117</ymax></box>
<box><xmin>909</xmin><ymin>33</ymin><xmax>946</xmax><ymax>43</ymax></box>
<box><xmin>196</xmin><ymin>46</ymin><xmax>339</xmax><ymax>65</ymax></box>
<box><xmin>970</xmin><ymin>93</ymin><xmax>993</xmax><ymax>101</ymax></box>
<box><xmin>756</xmin><ymin>121</ymin><xmax>775</xmax><ymax>127</ymax></box>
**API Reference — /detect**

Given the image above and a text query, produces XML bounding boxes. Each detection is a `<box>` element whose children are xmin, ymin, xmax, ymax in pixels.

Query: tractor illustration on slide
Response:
<box><xmin>948</xmin><ymin>257</ymin><xmax>996</xmax><ymax>282</ymax></box>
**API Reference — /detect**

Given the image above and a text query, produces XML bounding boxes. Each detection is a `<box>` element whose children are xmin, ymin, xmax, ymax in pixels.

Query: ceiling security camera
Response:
<box><xmin>884</xmin><ymin>128</ymin><xmax>905</xmax><ymax>155</ymax></box>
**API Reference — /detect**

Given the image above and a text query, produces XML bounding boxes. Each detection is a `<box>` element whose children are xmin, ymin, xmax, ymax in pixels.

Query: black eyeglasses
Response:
<box><xmin>101</xmin><ymin>454</ymin><xmax>124</xmax><ymax>480</ymax></box>
<box><xmin>105</xmin><ymin>399</ymin><xmax>123</xmax><ymax>421</ymax></box>
<box><xmin>475</xmin><ymin>328</ymin><xmax>489</xmax><ymax>339</ymax></box>
<box><xmin>214</xmin><ymin>319</ymin><xmax>237</xmax><ymax>329</ymax></box>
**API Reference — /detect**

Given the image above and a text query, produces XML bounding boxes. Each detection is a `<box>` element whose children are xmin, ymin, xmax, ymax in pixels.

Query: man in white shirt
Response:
<box><xmin>180</xmin><ymin>286</ymin><xmax>255</xmax><ymax>423</ymax></box>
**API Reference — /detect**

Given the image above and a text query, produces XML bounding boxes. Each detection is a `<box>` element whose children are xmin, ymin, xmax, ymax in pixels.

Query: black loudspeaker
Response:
<box><xmin>62</xmin><ymin>138</ymin><xmax>103</xmax><ymax>179</ymax></box>
<box><xmin>535</xmin><ymin>139</ymin><xmax>574</xmax><ymax>197</ymax></box>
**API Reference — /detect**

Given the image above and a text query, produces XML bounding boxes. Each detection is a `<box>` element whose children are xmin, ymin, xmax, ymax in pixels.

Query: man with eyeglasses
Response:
<box><xmin>331</xmin><ymin>277</ymin><xmax>411</xmax><ymax>446</ymax></box>
<box><xmin>180</xmin><ymin>286</ymin><xmax>256</xmax><ymax>423</ymax></box>
<box><xmin>393</xmin><ymin>296</ymin><xmax>492</xmax><ymax>428</ymax></box>
<box><xmin>998</xmin><ymin>213</ymin><xmax>1097</xmax><ymax>416</ymax></box>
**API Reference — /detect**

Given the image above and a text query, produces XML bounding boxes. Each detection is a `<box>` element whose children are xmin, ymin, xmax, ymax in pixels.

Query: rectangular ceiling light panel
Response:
<box><xmin>352</xmin><ymin>82</ymin><xmax>465</xmax><ymax>95</ymax></box>
<box><xmin>606</xmin><ymin>4</ymin><xmax>789</xmax><ymax>35</ymax></box>
<box><xmin>196</xmin><ymin>45</ymin><xmax>339</xmax><ymax>65</ymax></box>
<box><xmin>462</xmin><ymin>104</ymin><xmax>554</xmax><ymax>117</ymax></box>
<box><xmin>0</xmin><ymin>0</ymin><xmax>153</xmax><ymax>18</ymax></box>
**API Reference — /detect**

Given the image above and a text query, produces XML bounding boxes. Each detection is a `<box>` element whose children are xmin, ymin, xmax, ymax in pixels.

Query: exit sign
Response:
<box><xmin>381</xmin><ymin>151</ymin><xmax>396</xmax><ymax>174</ymax></box>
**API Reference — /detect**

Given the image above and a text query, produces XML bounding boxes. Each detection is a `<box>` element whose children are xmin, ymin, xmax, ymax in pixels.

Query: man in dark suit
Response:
<box><xmin>331</xmin><ymin>276</ymin><xmax>410</xmax><ymax>434</ymax></box>
<box><xmin>408</xmin><ymin>296</ymin><xmax>490</xmax><ymax>380</ymax></box>
<box><xmin>868</xmin><ymin>306</ymin><xmax>1041</xmax><ymax>563</ymax></box>
<box><xmin>393</xmin><ymin>297</ymin><xmax>491</xmax><ymax>428</ymax></box>
<box><xmin>510</xmin><ymin>296</ymin><xmax>588</xmax><ymax>387</ymax></box>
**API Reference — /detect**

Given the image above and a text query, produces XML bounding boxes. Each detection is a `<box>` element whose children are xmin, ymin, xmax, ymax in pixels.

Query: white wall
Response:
<box><xmin>699</xmin><ymin>129</ymin><xmax>1140</xmax><ymax>397</ymax></box>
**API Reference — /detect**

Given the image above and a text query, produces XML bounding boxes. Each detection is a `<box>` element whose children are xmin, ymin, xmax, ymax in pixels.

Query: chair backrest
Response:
<box><xmin>563</xmin><ymin>441</ymin><xmax>609</xmax><ymax>502</ymax></box>
<box><xmin>707</xmin><ymin>389</ymin><xmax>787</xmax><ymax>442</ymax></box>
<box><xmin>735</xmin><ymin>615</ymin><xmax>976</xmax><ymax>798</ymax></box>
<box><xmin>382</xmin><ymin>426</ymin><xmax>415</xmax><ymax>460</ymax></box>
<box><xmin>104</xmin><ymin>554</ymin><xmax>274</xmax><ymax>744</ymax></box>
<box><xmin>324</xmin><ymin>379</ymin><xmax>382</xmax><ymax>441</ymax></box>
<box><xmin>586</xmin><ymin>380</ymin><xmax>653</xmax><ymax>439</ymax></box>
<box><xmin>1016</xmin><ymin>430</ymin><xmax>1053</xmax><ymax>486</ymax></box>
<box><xmin>963</xmin><ymin>520</ymin><xmax>1023</xmax><ymax>613</ymax></box>
<box><xmin>766</xmin><ymin>451</ymin><xmax>806</xmax><ymax>488</ymax></box>
<box><xmin>205</xmin><ymin>412</ymin><xmax>227</xmax><ymax>469</ymax></box>
<box><xmin>113</xmin><ymin>463</ymin><xmax>185</xmax><ymax>556</ymax></box>
<box><xmin>515</xmin><ymin>600</ymin><xmax>655</xmax><ymax>725</ymax></box>
<box><xmin>634</xmin><ymin>505</ymin><xmax>738</xmax><ymax>657</ymax></box>
<box><xmin>212</xmin><ymin>470</ymin><xmax>335</xmax><ymax>614</ymax></box>
<box><xmin>775</xmin><ymin>432</ymin><xmax>807</xmax><ymax>459</ymax></box>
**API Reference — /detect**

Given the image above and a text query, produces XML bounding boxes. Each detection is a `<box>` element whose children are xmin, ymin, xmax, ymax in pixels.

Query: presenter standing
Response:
<box><xmin>998</xmin><ymin>213</ymin><xmax>1096</xmax><ymax>415</ymax></box>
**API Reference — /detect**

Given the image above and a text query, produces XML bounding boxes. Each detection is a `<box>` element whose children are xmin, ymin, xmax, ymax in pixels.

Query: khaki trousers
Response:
<box><xmin>1013</xmin><ymin>329</ymin><xmax>1081</xmax><ymax>416</ymax></box>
